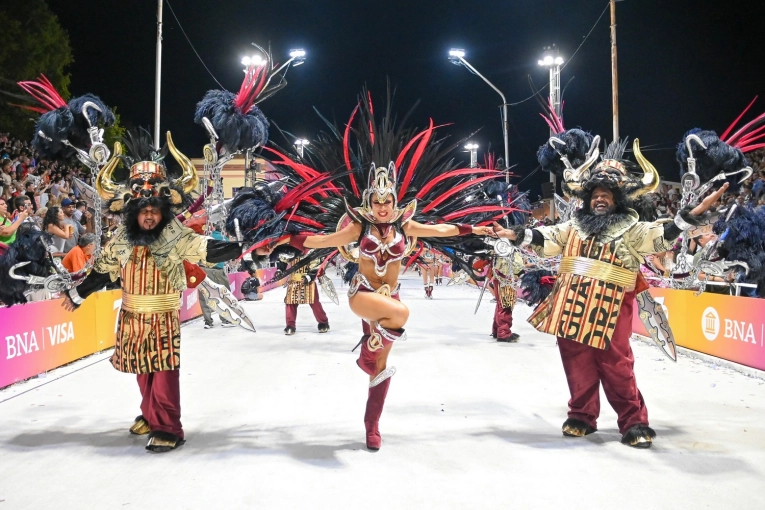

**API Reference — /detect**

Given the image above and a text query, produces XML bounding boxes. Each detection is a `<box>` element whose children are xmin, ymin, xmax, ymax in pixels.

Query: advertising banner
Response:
<box><xmin>180</xmin><ymin>287</ymin><xmax>202</xmax><ymax>322</ymax></box>
<box><xmin>632</xmin><ymin>288</ymin><xmax>765</xmax><ymax>371</ymax></box>
<box><xmin>0</xmin><ymin>290</ymin><xmax>121</xmax><ymax>389</ymax></box>
<box><xmin>1</xmin><ymin>270</ymin><xmax>280</xmax><ymax>389</ymax></box>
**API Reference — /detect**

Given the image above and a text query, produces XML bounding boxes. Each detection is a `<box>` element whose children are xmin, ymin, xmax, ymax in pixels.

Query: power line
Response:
<box><xmin>164</xmin><ymin>0</ymin><xmax>226</xmax><ymax>89</ymax></box>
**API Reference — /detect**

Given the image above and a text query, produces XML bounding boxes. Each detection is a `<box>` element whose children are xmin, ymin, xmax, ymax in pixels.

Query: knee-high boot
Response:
<box><xmin>364</xmin><ymin>377</ymin><xmax>391</xmax><ymax>451</ymax></box>
<box><xmin>356</xmin><ymin>335</ymin><xmax>376</xmax><ymax>376</ymax></box>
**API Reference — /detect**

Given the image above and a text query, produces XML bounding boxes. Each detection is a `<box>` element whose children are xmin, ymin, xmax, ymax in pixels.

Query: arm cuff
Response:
<box><xmin>455</xmin><ymin>224</ymin><xmax>472</xmax><ymax>236</ymax></box>
<box><xmin>289</xmin><ymin>234</ymin><xmax>308</xmax><ymax>251</ymax></box>
<box><xmin>521</xmin><ymin>229</ymin><xmax>533</xmax><ymax>247</ymax></box>
<box><xmin>674</xmin><ymin>214</ymin><xmax>694</xmax><ymax>231</ymax></box>
<box><xmin>68</xmin><ymin>287</ymin><xmax>84</xmax><ymax>305</ymax></box>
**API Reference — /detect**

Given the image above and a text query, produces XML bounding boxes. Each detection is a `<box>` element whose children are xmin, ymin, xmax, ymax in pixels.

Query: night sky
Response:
<box><xmin>46</xmin><ymin>0</ymin><xmax>764</xmax><ymax>197</ymax></box>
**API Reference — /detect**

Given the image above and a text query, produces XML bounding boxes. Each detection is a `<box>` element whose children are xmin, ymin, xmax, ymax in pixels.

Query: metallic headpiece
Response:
<box><xmin>356</xmin><ymin>162</ymin><xmax>404</xmax><ymax>223</ymax></box>
<box><xmin>96</xmin><ymin>131</ymin><xmax>199</xmax><ymax>205</ymax></box>
<box><xmin>561</xmin><ymin>137</ymin><xmax>659</xmax><ymax>199</ymax></box>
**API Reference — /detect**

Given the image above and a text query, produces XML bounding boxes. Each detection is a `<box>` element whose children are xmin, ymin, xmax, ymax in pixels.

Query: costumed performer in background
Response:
<box><xmin>277</xmin><ymin>247</ymin><xmax>330</xmax><ymax>335</ymax></box>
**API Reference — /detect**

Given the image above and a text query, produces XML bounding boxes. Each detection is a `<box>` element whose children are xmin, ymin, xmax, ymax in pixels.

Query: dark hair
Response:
<box><xmin>43</xmin><ymin>206</ymin><xmax>63</xmax><ymax>231</ymax></box>
<box><xmin>12</xmin><ymin>195</ymin><xmax>28</xmax><ymax>210</ymax></box>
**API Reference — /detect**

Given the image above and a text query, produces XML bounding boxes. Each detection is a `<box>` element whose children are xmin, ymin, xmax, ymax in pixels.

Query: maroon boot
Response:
<box><xmin>364</xmin><ymin>377</ymin><xmax>391</xmax><ymax>451</ymax></box>
<box><xmin>356</xmin><ymin>335</ymin><xmax>376</xmax><ymax>376</ymax></box>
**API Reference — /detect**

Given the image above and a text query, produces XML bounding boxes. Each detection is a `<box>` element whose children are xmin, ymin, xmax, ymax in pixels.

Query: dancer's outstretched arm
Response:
<box><xmin>285</xmin><ymin>221</ymin><xmax>362</xmax><ymax>250</ymax></box>
<box><xmin>403</xmin><ymin>220</ymin><xmax>496</xmax><ymax>238</ymax></box>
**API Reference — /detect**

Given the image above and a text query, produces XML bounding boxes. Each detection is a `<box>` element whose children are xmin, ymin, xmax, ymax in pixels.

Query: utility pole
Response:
<box><xmin>610</xmin><ymin>0</ymin><xmax>619</xmax><ymax>141</ymax></box>
<box><xmin>154</xmin><ymin>0</ymin><xmax>163</xmax><ymax>150</ymax></box>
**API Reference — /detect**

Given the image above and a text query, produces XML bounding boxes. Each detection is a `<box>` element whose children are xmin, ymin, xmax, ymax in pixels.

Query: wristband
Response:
<box><xmin>455</xmin><ymin>224</ymin><xmax>472</xmax><ymax>236</ymax></box>
<box><xmin>68</xmin><ymin>287</ymin><xmax>84</xmax><ymax>305</ymax></box>
<box><xmin>674</xmin><ymin>214</ymin><xmax>694</xmax><ymax>231</ymax></box>
<box><xmin>289</xmin><ymin>234</ymin><xmax>308</xmax><ymax>251</ymax></box>
<box><xmin>521</xmin><ymin>229</ymin><xmax>533</xmax><ymax>247</ymax></box>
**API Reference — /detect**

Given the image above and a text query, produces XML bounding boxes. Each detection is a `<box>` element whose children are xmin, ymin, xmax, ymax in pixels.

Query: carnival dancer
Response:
<box><xmin>62</xmin><ymin>130</ymin><xmax>264</xmax><ymax>453</ymax></box>
<box><xmin>230</xmin><ymin>87</ymin><xmax>512</xmax><ymax>450</ymax></box>
<box><xmin>489</xmin><ymin>250</ymin><xmax>524</xmax><ymax>343</ymax></box>
<box><xmin>420</xmin><ymin>246</ymin><xmax>435</xmax><ymax>298</ymax></box>
<box><xmin>278</xmin><ymin>247</ymin><xmax>329</xmax><ymax>335</ymax></box>
<box><xmin>279</xmin><ymin>164</ymin><xmax>495</xmax><ymax>450</ymax></box>
<box><xmin>494</xmin><ymin>136</ymin><xmax>725</xmax><ymax>448</ymax></box>
<box><xmin>434</xmin><ymin>254</ymin><xmax>443</xmax><ymax>285</ymax></box>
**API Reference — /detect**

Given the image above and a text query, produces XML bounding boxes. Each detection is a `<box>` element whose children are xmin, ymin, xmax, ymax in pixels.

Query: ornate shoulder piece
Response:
<box><xmin>336</xmin><ymin>213</ymin><xmax>360</xmax><ymax>263</ymax></box>
<box><xmin>395</xmin><ymin>199</ymin><xmax>417</xmax><ymax>225</ymax></box>
<box><xmin>344</xmin><ymin>197</ymin><xmax>366</xmax><ymax>224</ymax></box>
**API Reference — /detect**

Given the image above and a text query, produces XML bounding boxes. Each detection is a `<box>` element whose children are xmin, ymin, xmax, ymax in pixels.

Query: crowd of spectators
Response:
<box><xmin>0</xmin><ymin>132</ymin><xmax>108</xmax><ymax>295</ymax></box>
<box><xmin>0</xmin><ymin>133</ymin><xmax>102</xmax><ymax>251</ymax></box>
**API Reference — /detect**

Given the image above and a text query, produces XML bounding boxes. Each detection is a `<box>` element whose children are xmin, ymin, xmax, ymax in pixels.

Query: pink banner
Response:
<box><xmin>1</xmin><ymin>270</ymin><xmax>281</xmax><ymax>388</ymax></box>
<box><xmin>1</xmin><ymin>290</ymin><xmax>122</xmax><ymax>389</ymax></box>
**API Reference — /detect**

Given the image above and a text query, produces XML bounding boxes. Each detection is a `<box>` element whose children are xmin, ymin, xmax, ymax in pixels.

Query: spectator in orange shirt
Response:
<box><xmin>62</xmin><ymin>233</ymin><xmax>97</xmax><ymax>273</ymax></box>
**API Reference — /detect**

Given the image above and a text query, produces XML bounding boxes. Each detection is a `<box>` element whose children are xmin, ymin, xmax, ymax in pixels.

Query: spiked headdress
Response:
<box><xmin>95</xmin><ymin>128</ymin><xmax>198</xmax><ymax>214</ymax></box>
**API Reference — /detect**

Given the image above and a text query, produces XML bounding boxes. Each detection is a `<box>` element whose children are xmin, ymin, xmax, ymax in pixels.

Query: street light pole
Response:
<box><xmin>449</xmin><ymin>50</ymin><xmax>510</xmax><ymax>183</ymax></box>
<box><xmin>465</xmin><ymin>143</ymin><xmax>479</xmax><ymax>168</ymax></box>
<box><xmin>539</xmin><ymin>46</ymin><xmax>564</xmax><ymax>221</ymax></box>
<box><xmin>610</xmin><ymin>0</ymin><xmax>619</xmax><ymax>141</ymax></box>
<box><xmin>294</xmin><ymin>138</ymin><xmax>309</xmax><ymax>159</ymax></box>
<box><xmin>153</xmin><ymin>0</ymin><xmax>163</xmax><ymax>150</ymax></box>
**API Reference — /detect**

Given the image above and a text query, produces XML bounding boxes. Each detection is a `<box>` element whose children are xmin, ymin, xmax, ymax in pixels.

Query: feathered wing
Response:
<box><xmin>242</xmin><ymin>86</ymin><xmax>514</xmax><ymax>282</ymax></box>
<box><xmin>17</xmin><ymin>75</ymin><xmax>115</xmax><ymax>160</ymax></box>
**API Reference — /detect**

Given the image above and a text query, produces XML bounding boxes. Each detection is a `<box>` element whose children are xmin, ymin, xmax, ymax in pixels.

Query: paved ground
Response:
<box><xmin>1</xmin><ymin>273</ymin><xmax>764</xmax><ymax>509</ymax></box>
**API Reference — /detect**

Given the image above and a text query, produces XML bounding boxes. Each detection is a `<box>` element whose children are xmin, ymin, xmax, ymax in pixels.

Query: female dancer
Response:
<box><xmin>282</xmin><ymin>164</ymin><xmax>496</xmax><ymax>450</ymax></box>
<box><xmin>420</xmin><ymin>246</ymin><xmax>436</xmax><ymax>298</ymax></box>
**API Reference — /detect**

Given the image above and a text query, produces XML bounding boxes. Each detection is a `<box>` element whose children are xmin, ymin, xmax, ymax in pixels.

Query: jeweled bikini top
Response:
<box><xmin>359</xmin><ymin>224</ymin><xmax>408</xmax><ymax>277</ymax></box>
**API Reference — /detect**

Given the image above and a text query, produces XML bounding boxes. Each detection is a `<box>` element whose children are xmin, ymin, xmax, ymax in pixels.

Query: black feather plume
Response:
<box><xmin>677</xmin><ymin>129</ymin><xmax>749</xmax><ymax>184</ymax></box>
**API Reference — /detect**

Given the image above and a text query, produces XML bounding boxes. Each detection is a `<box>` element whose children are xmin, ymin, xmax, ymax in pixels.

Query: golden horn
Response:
<box><xmin>632</xmin><ymin>138</ymin><xmax>660</xmax><ymax>197</ymax></box>
<box><xmin>95</xmin><ymin>142</ymin><xmax>123</xmax><ymax>199</ymax></box>
<box><xmin>166</xmin><ymin>131</ymin><xmax>199</xmax><ymax>194</ymax></box>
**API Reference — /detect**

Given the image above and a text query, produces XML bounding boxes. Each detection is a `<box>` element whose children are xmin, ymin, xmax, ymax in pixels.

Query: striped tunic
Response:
<box><xmin>111</xmin><ymin>247</ymin><xmax>182</xmax><ymax>374</ymax></box>
<box><xmin>527</xmin><ymin>211</ymin><xmax>675</xmax><ymax>349</ymax></box>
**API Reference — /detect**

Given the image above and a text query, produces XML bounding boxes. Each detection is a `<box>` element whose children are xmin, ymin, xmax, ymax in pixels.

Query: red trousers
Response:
<box><xmin>285</xmin><ymin>286</ymin><xmax>328</xmax><ymax>327</ymax></box>
<box><xmin>491</xmin><ymin>280</ymin><xmax>513</xmax><ymax>338</ymax></box>
<box><xmin>557</xmin><ymin>291</ymin><xmax>648</xmax><ymax>434</ymax></box>
<box><xmin>136</xmin><ymin>370</ymin><xmax>183</xmax><ymax>438</ymax></box>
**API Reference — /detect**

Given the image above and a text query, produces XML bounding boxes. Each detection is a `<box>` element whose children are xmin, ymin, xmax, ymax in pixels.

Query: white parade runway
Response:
<box><xmin>1</xmin><ymin>274</ymin><xmax>764</xmax><ymax>509</ymax></box>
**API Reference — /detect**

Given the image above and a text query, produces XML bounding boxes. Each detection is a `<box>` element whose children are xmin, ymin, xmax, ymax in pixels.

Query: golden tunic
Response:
<box><xmin>93</xmin><ymin>219</ymin><xmax>210</xmax><ymax>373</ymax></box>
<box><xmin>493</xmin><ymin>252</ymin><xmax>524</xmax><ymax>309</ymax></box>
<box><xmin>284</xmin><ymin>256</ymin><xmax>320</xmax><ymax>305</ymax></box>
<box><xmin>528</xmin><ymin>211</ymin><xmax>674</xmax><ymax>349</ymax></box>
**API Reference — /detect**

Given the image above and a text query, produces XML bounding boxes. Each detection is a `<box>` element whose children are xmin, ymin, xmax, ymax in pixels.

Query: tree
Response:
<box><xmin>0</xmin><ymin>0</ymin><xmax>73</xmax><ymax>138</ymax></box>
